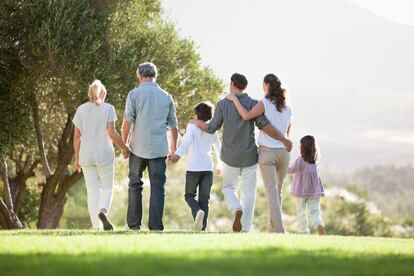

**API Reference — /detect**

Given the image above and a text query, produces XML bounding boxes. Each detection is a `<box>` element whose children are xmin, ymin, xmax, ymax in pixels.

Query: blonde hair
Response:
<box><xmin>88</xmin><ymin>80</ymin><xmax>106</xmax><ymax>106</ymax></box>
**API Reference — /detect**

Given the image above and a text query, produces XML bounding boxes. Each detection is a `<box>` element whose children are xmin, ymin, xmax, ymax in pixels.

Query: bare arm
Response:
<box><xmin>169</xmin><ymin>127</ymin><xmax>178</xmax><ymax>153</ymax></box>
<box><xmin>73</xmin><ymin>127</ymin><xmax>81</xmax><ymax>172</ymax></box>
<box><xmin>123</xmin><ymin>90</ymin><xmax>135</xmax><ymax>144</ymax></box>
<box><xmin>121</xmin><ymin>119</ymin><xmax>131</xmax><ymax>144</ymax></box>
<box><xmin>108</xmin><ymin>121</ymin><xmax>130</xmax><ymax>153</ymax></box>
<box><xmin>229</xmin><ymin>95</ymin><xmax>265</xmax><ymax>121</ymax></box>
<box><xmin>262</xmin><ymin>124</ymin><xmax>293</xmax><ymax>152</ymax></box>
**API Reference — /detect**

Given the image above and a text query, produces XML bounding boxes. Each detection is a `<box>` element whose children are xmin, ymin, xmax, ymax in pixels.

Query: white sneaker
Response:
<box><xmin>194</xmin><ymin>210</ymin><xmax>205</xmax><ymax>232</ymax></box>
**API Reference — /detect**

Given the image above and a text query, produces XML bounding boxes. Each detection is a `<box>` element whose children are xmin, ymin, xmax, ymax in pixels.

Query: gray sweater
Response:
<box><xmin>206</xmin><ymin>93</ymin><xmax>270</xmax><ymax>168</ymax></box>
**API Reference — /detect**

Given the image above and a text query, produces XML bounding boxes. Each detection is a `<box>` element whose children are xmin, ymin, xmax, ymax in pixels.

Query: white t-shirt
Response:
<box><xmin>72</xmin><ymin>102</ymin><xmax>117</xmax><ymax>167</ymax></box>
<box><xmin>258</xmin><ymin>98</ymin><xmax>293</xmax><ymax>149</ymax></box>
<box><xmin>175</xmin><ymin>123</ymin><xmax>222</xmax><ymax>172</ymax></box>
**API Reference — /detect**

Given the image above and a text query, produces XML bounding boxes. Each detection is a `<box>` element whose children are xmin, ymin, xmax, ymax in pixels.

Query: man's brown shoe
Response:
<box><xmin>233</xmin><ymin>209</ymin><xmax>243</xmax><ymax>232</ymax></box>
<box><xmin>317</xmin><ymin>225</ymin><xmax>326</xmax><ymax>235</ymax></box>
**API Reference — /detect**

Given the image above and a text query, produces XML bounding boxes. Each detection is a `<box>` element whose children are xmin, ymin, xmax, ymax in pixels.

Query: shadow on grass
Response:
<box><xmin>0</xmin><ymin>247</ymin><xmax>413</xmax><ymax>276</ymax></box>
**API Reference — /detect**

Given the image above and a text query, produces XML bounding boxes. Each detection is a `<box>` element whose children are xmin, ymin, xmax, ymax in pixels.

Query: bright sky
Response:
<box><xmin>348</xmin><ymin>0</ymin><xmax>414</xmax><ymax>25</ymax></box>
<box><xmin>160</xmin><ymin>0</ymin><xmax>414</xmax><ymax>169</ymax></box>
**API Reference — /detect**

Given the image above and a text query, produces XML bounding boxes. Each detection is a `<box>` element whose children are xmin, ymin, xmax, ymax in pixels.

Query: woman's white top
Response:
<box><xmin>258</xmin><ymin>98</ymin><xmax>293</xmax><ymax>149</ymax></box>
<box><xmin>175</xmin><ymin>123</ymin><xmax>222</xmax><ymax>172</ymax></box>
<box><xmin>73</xmin><ymin>102</ymin><xmax>117</xmax><ymax>167</ymax></box>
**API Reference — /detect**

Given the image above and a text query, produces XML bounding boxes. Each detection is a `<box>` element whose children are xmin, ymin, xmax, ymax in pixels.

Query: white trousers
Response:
<box><xmin>296</xmin><ymin>197</ymin><xmax>324</xmax><ymax>234</ymax></box>
<box><xmin>82</xmin><ymin>163</ymin><xmax>114</xmax><ymax>229</ymax></box>
<box><xmin>222</xmin><ymin>163</ymin><xmax>257</xmax><ymax>232</ymax></box>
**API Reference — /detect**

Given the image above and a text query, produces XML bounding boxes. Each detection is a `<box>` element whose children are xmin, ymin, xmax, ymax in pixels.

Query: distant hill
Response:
<box><xmin>324</xmin><ymin>164</ymin><xmax>414</xmax><ymax>218</ymax></box>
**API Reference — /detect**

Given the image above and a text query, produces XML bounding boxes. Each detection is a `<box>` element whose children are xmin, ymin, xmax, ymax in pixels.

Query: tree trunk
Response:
<box><xmin>0</xmin><ymin>198</ymin><xmax>24</xmax><ymax>229</ymax></box>
<box><xmin>37</xmin><ymin>171</ymin><xmax>82</xmax><ymax>229</ymax></box>
<box><xmin>0</xmin><ymin>160</ymin><xmax>23</xmax><ymax>229</ymax></box>
<box><xmin>1</xmin><ymin>161</ymin><xmax>14</xmax><ymax>210</ymax></box>
<box><xmin>31</xmin><ymin>91</ymin><xmax>52</xmax><ymax>177</ymax></box>
<box><xmin>37</xmin><ymin>192</ymin><xmax>67</xmax><ymax>229</ymax></box>
<box><xmin>34</xmin><ymin>111</ymin><xmax>81</xmax><ymax>229</ymax></box>
<box><xmin>8</xmin><ymin>153</ymin><xmax>38</xmax><ymax>214</ymax></box>
<box><xmin>9</xmin><ymin>175</ymin><xmax>27</xmax><ymax>214</ymax></box>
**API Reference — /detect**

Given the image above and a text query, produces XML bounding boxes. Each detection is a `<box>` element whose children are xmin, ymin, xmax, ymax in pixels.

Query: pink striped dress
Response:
<box><xmin>288</xmin><ymin>156</ymin><xmax>325</xmax><ymax>198</ymax></box>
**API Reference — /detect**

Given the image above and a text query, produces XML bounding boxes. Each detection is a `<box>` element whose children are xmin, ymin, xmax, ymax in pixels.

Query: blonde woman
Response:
<box><xmin>73</xmin><ymin>80</ymin><xmax>130</xmax><ymax>230</ymax></box>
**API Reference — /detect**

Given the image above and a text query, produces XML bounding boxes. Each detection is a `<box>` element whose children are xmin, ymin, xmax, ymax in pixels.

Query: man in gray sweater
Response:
<box><xmin>192</xmin><ymin>73</ymin><xmax>292</xmax><ymax>232</ymax></box>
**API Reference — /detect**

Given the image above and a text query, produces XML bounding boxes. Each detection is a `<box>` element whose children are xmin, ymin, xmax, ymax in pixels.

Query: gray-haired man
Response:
<box><xmin>122</xmin><ymin>62</ymin><xmax>178</xmax><ymax>231</ymax></box>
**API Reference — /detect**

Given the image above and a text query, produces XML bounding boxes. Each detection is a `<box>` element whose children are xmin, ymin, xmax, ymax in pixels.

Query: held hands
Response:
<box><xmin>215</xmin><ymin>162</ymin><xmax>223</xmax><ymax>176</ymax></box>
<box><xmin>215</xmin><ymin>168</ymin><xmax>222</xmax><ymax>176</ymax></box>
<box><xmin>122</xmin><ymin>144</ymin><xmax>131</xmax><ymax>159</ymax></box>
<box><xmin>169</xmin><ymin>153</ymin><xmax>180</xmax><ymax>164</ymax></box>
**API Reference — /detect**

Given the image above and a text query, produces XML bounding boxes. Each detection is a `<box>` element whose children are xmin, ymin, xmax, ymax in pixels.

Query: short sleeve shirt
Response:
<box><xmin>73</xmin><ymin>102</ymin><xmax>117</xmax><ymax>166</ymax></box>
<box><xmin>258</xmin><ymin>98</ymin><xmax>293</xmax><ymax>149</ymax></box>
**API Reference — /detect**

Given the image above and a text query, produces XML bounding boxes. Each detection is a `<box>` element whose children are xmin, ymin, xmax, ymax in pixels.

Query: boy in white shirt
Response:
<box><xmin>170</xmin><ymin>103</ymin><xmax>222</xmax><ymax>231</ymax></box>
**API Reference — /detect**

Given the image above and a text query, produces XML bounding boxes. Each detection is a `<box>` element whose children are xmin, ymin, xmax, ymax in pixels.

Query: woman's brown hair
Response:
<box><xmin>300</xmin><ymin>135</ymin><xmax>319</xmax><ymax>164</ymax></box>
<box><xmin>264</xmin><ymin>74</ymin><xmax>286</xmax><ymax>112</ymax></box>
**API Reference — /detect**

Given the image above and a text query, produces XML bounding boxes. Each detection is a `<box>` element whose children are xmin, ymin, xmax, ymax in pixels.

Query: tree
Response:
<box><xmin>0</xmin><ymin>12</ymin><xmax>28</xmax><ymax>229</ymax></box>
<box><xmin>0</xmin><ymin>162</ymin><xmax>24</xmax><ymax>229</ymax></box>
<box><xmin>106</xmin><ymin>1</ymin><xmax>223</xmax><ymax>129</ymax></box>
<box><xmin>0</xmin><ymin>0</ymin><xmax>223</xmax><ymax>229</ymax></box>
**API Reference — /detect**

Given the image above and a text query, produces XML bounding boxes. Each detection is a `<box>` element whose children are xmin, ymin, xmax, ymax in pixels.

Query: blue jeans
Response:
<box><xmin>185</xmin><ymin>171</ymin><xmax>213</xmax><ymax>231</ymax></box>
<box><xmin>127</xmin><ymin>153</ymin><xmax>167</xmax><ymax>230</ymax></box>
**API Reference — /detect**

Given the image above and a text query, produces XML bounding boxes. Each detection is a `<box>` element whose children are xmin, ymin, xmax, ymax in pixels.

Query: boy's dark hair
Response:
<box><xmin>194</xmin><ymin>103</ymin><xmax>212</xmax><ymax>122</ymax></box>
<box><xmin>231</xmin><ymin>73</ymin><xmax>248</xmax><ymax>90</ymax></box>
<box><xmin>300</xmin><ymin>135</ymin><xmax>319</xmax><ymax>164</ymax></box>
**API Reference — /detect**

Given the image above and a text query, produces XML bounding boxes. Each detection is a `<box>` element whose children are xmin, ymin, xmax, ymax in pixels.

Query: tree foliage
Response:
<box><xmin>0</xmin><ymin>0</ymin><xmax>223</xmax><ymax>228</ymax></box>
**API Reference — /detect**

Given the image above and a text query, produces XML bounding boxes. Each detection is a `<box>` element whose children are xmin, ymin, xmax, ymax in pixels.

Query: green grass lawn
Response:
<box><xmin>0</xmin><ymin>231</ymin><xmax>413</xmax><ymax>276</ymax></box>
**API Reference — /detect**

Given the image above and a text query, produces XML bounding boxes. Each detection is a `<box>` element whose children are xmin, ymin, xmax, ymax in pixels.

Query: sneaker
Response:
<box><xmin>233</xmin><ymin>209</ymin><xmax>243</xmax><ymax>232</ymax></box>
<box><xmin>317</xmin><ymin>224</ymin><xmax>326</xmax><ymax>235</ymax></box>
<box><xmin>98</xmin><ymin>212</ymin><xmax>113</xmax><ymax>231</ymax></box>
<box><xmin>195</xmin><ymin>210</ymin><xmax>205</xmax><ymax>232</ymax></box>
<box><xmin>125</xmin><ymin>224</ymin><xmax>140</xmax><ymax>231</ymax></box>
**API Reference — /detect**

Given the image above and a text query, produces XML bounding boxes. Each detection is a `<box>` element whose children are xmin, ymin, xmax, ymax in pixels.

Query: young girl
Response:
<box><xmin>170</xmin><ymin>103</ymin><xmax>222</xmax><ymax>231</ymax></box>
<box><xmin>288</xmin><ymin>135</ymin><xmax>326</xmax><ymax>235</ymax></box>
